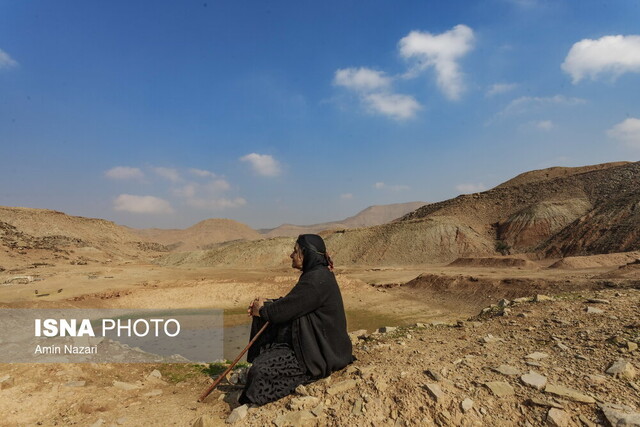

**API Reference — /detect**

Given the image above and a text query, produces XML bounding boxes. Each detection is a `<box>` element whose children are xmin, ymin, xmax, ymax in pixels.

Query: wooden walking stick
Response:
<box><xmin>198</xmin><ymin>321</ymin><xmax>270</xmax><ymax>402</ymax></box>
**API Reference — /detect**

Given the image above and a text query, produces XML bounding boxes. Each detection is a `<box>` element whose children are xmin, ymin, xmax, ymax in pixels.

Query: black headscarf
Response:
<box><xmin>296</xmin><ymin>234</ymin><xmax>333</xmax><ymax>272</ymax></box>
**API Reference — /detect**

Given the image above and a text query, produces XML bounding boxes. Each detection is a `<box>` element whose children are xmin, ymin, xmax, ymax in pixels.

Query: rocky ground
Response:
<box><xmin>1</xmin><ymin>285</ymin><xmax>638</xmax><ymax>426</ymax></box>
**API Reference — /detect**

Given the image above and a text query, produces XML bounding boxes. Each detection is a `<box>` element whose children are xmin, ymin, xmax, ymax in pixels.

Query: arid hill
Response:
<box><xmin>131</xmin><ymin>218</ymin><xmax>262</xmax><ymax>251</ymax></box>
<box><xmin>0</xmin><ymin>206</ymin><xmax>164</xmax><ymax>270</ymax></box>
<box><xmin>494</xmin><ymin>161</ymin><xmax>629</xmax><ymax>189</ymax></box>
<box><xmin>262</xmin><ymin>202</ymin><xmax>426</xmax><ymax>238</ymax></box>
<box><xmin>159</xmin><ymin>161</ymin><xmax>640</xmax><ymax>268</ymax></box>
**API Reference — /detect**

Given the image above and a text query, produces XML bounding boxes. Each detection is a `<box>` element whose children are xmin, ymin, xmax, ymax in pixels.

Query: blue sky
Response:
<box><xmin>1</xmin><ymin>0</ymin><xmax>639</xmax><ymax>229</ymax></box>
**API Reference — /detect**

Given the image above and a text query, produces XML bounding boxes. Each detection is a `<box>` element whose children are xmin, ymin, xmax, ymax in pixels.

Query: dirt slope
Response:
<box><xmin>263</xmin><ymin>202</ymin><xmax>426</xmax><ymax>238</ymax></box>
<box><xmin>498</xmin><ymin>199</ymin><xmax>592</xmax><ymax>251</ymax></box>
<box><xmin>158</xmin><ymin>161</ymin><xmax>639</xmax><ymax>268</ymax></box>
<box><xmin>495</xmin><ymin>161</ymin><xmax>629</xmax><ymax>189</ymax></box>
<box><xmin>543</xmin><ymin>190</ymin><xmax>640</xmax><ymax>257</ymax></box>
<box><xmin>0</xmin><ymin>207</ymin><xmax>163</xmax><ymax>270</ymax></box>
<box><xmin>131</xmin><ymin>218</ymin><xmax>262</xmax><ymax>251</ymax></box>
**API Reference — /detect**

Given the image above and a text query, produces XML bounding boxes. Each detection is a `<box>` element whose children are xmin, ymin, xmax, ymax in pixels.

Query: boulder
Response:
<box><xmin>606</xmin><ymin>359</ymin><xmax>637</xmax><ymax>380</ymax></box>
<box><xmin>327</xmin><ymin>379</ymin><xmax>357</xmax><ymax>395</ymax></box>
<box><xmin>521</xmin><ymin>372</ymin><xmax>547</xmax><ymax>390</ymax></box>
<box><xmin>226</xmin><ymin>405</ymin><xmax>248</xmax><ymax>424</ymax></box>
<box><xmin>547</xmin><ymin>408</ymin><xmax>571</xmax><ymax>427</ymax></box>
<box><xmin>484</xmin><ymin>381</ymin><xmax>515</xmax><ymax>397</ymax></box>
<box><xmin>544</xmin><ymin>384</ymin><xmax>595</xmax><ymax>403</ymax></box>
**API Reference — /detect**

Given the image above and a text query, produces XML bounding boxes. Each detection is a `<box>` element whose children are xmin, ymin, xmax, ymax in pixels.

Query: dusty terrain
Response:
<box><xmin>1</xmin><ymin>251</ymin><xmax>639</xmax><ymax>426</ymax></box>
<box><xmin>1</xmin><ymin>161</ymin><xmax>639</xmax><ymax>426</ymax></box>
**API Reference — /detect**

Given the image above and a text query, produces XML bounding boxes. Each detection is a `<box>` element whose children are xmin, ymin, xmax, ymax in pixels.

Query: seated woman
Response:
<box><xmin>239</xmin><ymin>234</ymin><xmax>354</xmax><ymax>406</ymax></box>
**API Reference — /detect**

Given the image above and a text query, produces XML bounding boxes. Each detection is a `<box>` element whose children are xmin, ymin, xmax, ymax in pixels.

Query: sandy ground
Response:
<box><xmin>0</xmin><ymin>256</ymin><xmax>638</xmax><ymax>426</ymax></box>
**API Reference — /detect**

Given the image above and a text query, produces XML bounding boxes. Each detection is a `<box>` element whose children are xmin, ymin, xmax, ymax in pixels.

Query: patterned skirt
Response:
<box><xmin>239</xmin><ymin>343</ymin><xmax>310</xmax><ymax>406</ymax></box>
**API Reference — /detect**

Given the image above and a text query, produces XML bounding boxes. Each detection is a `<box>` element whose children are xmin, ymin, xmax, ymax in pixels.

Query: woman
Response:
<box><xmin>239</xmin><ymin>234</ymin><xmax>353</xmax><ymax>406</ymax></box>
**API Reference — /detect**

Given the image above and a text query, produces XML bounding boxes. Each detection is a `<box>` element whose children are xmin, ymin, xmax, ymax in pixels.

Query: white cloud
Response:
<box><xmin>374</xmin><ymin>182</ymin><xmax>410</xmax><ymax>192</ymax></box>
<box><xmin>562</xmin><ymin>35</ymin><xmax>640</xmax><ymax>83</ymax></box>
<box><xmin>536</xmin><ymin>120</ymin><xmax>554</xmax><ymax>130</ymax></box>
<box><xmin>173</xmin><ymin>177</ymin><xmax>243</xmax><ymax>211</ymax></box>
<box><xmin>399</xmin><ymin>25</ymin><xmax>475</xmax><ymax>100</ymax></box>
<box><xmin>240</xmin><ymin>153</ymin><xmax>281</xmax><ymax>177</ymax></box>
<box><xmin>497</xmin><ymin>95</ymin><xmax>586</xmax><ymax>118</ymax></box>
<box><xmin>204</xmin><ymin>178</ymin><xmax>231</xmax><ymax>192</ymax></box>
<box><xmin>104</xmin><ymin>166</ymin><xmax>144</xmax><ymax>180</ymax></box>
<box><xmin>187</xmin><ymin>197</ymin><xmax>247</xmax><ymax>210</ymax></box>
<box><xmin>189</xmin><ymin>168</ymin><xmax>216</xmax><ymax>178</ymax></box>
<box><xmin>172</xmin><ymin>183</ymin><xmax>197</xmax><ymax>198</ymax></box>
<box><xmin>486</xmin><ymin>83</ymin><xmax>518</xmax><ymax>97</ymax></box>
<box><xmin>153</xmin><ymin>167</ymin><xmax>181</xmax><ymax>182</ymax></box>
<box><xmin>364</xmin><ymin>93</ymin><xmax>421</xmax><ymax>120</ymax></box>
<box><xmin>340</xmin><ymin>193</ymin><xmax>353</xmax><ymax>200</ymax></box>
<box><xmin>113</xmin><ymin>194</ymin><xmax>173</xmax><ymax>214</ymax></box>
<box><xmin>607</xmin><ymin>118</ymin><xmax>640</xmax><ymax>149</ymax></box>
<box><xmin>333</xmin><ymin>67</ymin><xmax>391</xmax><ymax>92</ymax></box>
<box><xmin>333</xmin><ymin>67</ymin><xmax>421</xmax><ymax>120</ymax></box>
<box><xmin>0</xmin><ymin>49</ymin><xmax>17</xmax><ymax>69</ymax></box>
<box><xmin>455</xmin><ymin>183</ymin><xmax>487</xmax><ymax>193</ymax></box>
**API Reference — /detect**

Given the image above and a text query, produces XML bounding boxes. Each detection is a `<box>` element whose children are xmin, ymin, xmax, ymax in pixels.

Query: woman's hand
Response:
<box><xmin>248</xmin><ymin>297</ymin><xmax>266</xmax><ymax>317</ymax></box>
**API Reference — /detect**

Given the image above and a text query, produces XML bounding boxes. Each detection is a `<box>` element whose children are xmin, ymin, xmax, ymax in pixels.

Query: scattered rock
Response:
<box><xmin>461</xmin><ymin>398</ymin><xmax>473</xmax><ymax>413</ymax></box>
<box><xmin>606</xmin><ymin>359</ymin><xmax>636</xmax><ymax>380</ymax></box>
<box><xmin>192</xmin><ymin>415</ymin><xmax>223</xmax><ymax>427</ymax></box>
<box><xmin>425</xmin><ymin>369</ymin><xmax>442</xmax><ymax>381</ymax></box>
<box><xmin>116</xmin><ymin>417</ymin><xmax>127</xmax><ymax>425</ymax></box>
<box><xmin>0</xmin><ymin>375</ymin><xmax>14</xmax><ymax>389</ymax></box>
<box><xmin>352</xmin><ymin>398</ymin><xmax>364</xmax><ymax>416</ymax></box>
<box><xmin>89</xmin><ymin>419</ymin><xmax>105</xmax><ymax>427</ymax></box>
<box><xmin>493</xmin><ymin>364</ymin><xmax>521</xmax><ymax>376</ymax></box>
<box><xmin>521</xmin><ymin>371</ymin><xmax>547</xmax><ymax>390</ymax></box>
<box><xmin>526</xmin><ymin>397</ymin><xmax>564</xmax><ymax>409</ymax></box>
<box><xmin>288</xmin><ymin>396</ymin><xmax>320</xmax><ymax>411</ymax></box>
<box><xmin>112</xmin><ymin>381</ymin><xmax>141</xmax><ymax>391</ymax></box>
<box><xmin>295</xmin><ymin>384</ymin><xmax>309</xmax><ymax>396</ymax></box>
<box><xmin>484</xmin><ymin>381</ymin><xmax>515</xmax><ymax>397</ymax></box>
<box><xmin>377</xmin><ymin>326</ymin><xmax>396</xmax><ymax>333</ymax></box>
<box><xmin>326</xmin><ymin>379</ymin><xmax>357</xmax><ymax>396</ymax></box>
<box><xmin>577</xmin><ymin>414</ymin><xmax>596</xmax><ymax>427</ymax></box>
<box><xmin>226</xmin><ymin>404</ymin><xmax>248</xmax><ymax>424</ymax></box>
<box><xmin>143</xmin><ymin>389</ymin><xmax>163</xmax><ymax>397</ymax></box>
<box><xmin>311</xmin><ymin>403</ymin><xmax>325</xmax><ymax>417</ymax></box>
<box><xmin>483</xmin><ymin>334</ymin><xmax>504</xmax><ymax>343</ymax></box>
<box><xmin>424</xmin><ymin>383</ymin><xmax>445</xmax><ymax>402</ymax></box>
<box><xmin>586</xmin><ymin>374</ymin><xmax>607</xmax><ymax>385</ymax></box>
<box><xmin>600</xmin><ymin>403</ymin><xmax>640</xmax><ymax>426</ymax></box>
<box><xmin>535</xmin><ymin>294</ymin><xmax>553</xmax><ymax>302</ymax></box>
<box><xmin>273</xmin><ymin>410</ymin><xmax>315</xmax><ymax>427</ymax></box>
<box><xmin>525</xmin><ymin>352</ymin><xmax>549</xmax><ymax>360</ymax></box>
<box><xmin>586</xmin><ymin>306</ymin><xmax>604</xmax><ymax>314</ymax></box>
<box><xmin>544</xmin><ymin>384</ymin><xmax>595</xmax><ymax>403</ymax></box>
<box><xmin>546</xmin><ymin>408</ymin><xmax>571</xmax><ymax>427</ymax></box>
<box><xmin>628</xmin><ymin>341</ymin><xmax>638</xmax><ymax>352</ymax></box>
<box><xmin>147</xmin><ymin>369</ymin><xmax>162</xmax><ymax>380</ymax></box>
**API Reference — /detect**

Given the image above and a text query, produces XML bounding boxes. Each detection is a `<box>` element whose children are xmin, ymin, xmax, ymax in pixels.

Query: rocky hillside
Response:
<box><xmin>262</xmin><ymin>202</ymin><xmax>426</xmax><ymax>238</ymax></box>
<box><xmin>495</xmin><ymin>162</ymin><xmax>629</xmax><ymax>189</ymax></box>
<box><xmin>0</xmin><ymin>207</ymin><xmax>164</xmax><ymax>269</ymax></box>
<box><xmin>131</xmin><ymin>218</ymin><xmax>262</xmax><ymax>252</ymax></box>
<box><xmin>543</xmin><ymin>190</ymin><xmax>640</xmax><ymax>257</ymax></box>
<box><xmin>157</xmin><ymin>161</ymin><xmax>639</xmax><ymax>268</ymax></box>
<box><xmin>2</xmin><ymin>286</ymin><xmax>637</xmax><ymax>426</ymax></box>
